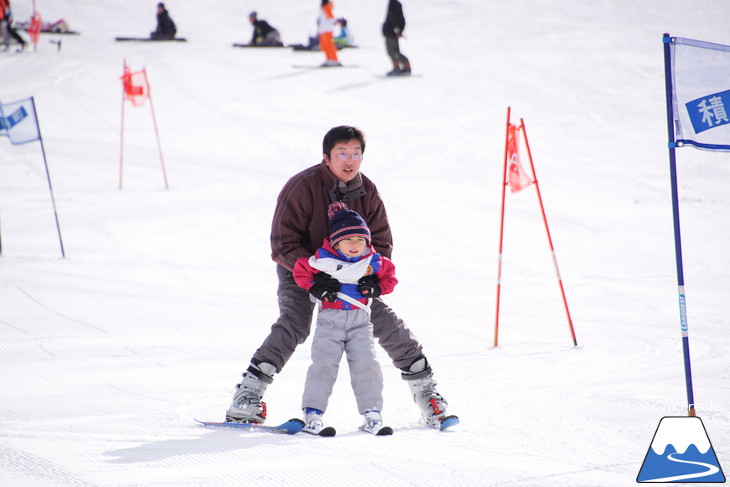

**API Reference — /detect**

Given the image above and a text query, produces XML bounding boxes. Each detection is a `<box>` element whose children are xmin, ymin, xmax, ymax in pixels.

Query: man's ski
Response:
<box><xmin>437</xmin><ymin>415</ymin><xmax>460</xmax><ymax>431</ymax></box>
<box><xmin>195</xmin><ymin>418</ymin><xmax>304</xmax><ymax>435</ymax></box>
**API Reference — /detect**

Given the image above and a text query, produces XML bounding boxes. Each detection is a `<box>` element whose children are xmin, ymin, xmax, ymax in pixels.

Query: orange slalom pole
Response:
<box><xmin>493</xmin><ymin>107</ymin><xmax>511</xmax><ymax>347</ymax></box>
<box><xmin>519</xmin><ymin>118</ymin><xmax>577</xmax><ymax>346</ymax></box>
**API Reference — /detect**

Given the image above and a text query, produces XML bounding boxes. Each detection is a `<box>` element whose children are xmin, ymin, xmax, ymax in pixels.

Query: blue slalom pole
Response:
<box><xmin>30</xmin><ymin>97</ymin><xmax>66</xmax><ymax>259</ymax></box>
<box><xmin>663</xmin><ymin>33</ymin><xmax>695</xmax><ymax>417</ymax></box>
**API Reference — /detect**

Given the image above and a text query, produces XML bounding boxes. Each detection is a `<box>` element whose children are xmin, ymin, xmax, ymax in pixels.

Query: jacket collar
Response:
<box><xmin>320</xmin><ymin>160</ymin><xmax>366</xmax><ymax>203</ymax></box>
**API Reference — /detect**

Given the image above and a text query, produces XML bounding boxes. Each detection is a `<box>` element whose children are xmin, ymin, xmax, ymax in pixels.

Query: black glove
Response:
<box><xmin>310</xmin><ymin>272</ymin><xmax>340</xmax><ymax>303</ymax></box>
<box><xmin>357</xmin><ymin>274</ymin><xmax>382</xmax><ymax>298</ymax></box>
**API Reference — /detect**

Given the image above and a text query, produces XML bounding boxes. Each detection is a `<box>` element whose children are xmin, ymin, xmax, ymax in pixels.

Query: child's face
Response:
<box><xmin>335</xmin><ymin>237</ymin><xmax>367</xmax><ymax>257</ymax></box>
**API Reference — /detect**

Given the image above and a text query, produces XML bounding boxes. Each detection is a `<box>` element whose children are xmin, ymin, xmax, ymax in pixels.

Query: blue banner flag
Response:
<box><xmin>0</xmin><ymin>97</ymin><xmax>41</xmax><ymax>145</ymax></box>
<box><xmin>668</xmin><ymin>36</ymin><xmax>730</xmax><ymax>151</ymax></box>
<box><xmin>685</xmin><ymin>90</ymin><xmax>730</xmax><ymax>134</ymax></box>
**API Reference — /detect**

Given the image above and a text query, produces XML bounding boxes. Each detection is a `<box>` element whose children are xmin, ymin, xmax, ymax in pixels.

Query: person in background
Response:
<box><xmin>0</xmin><ymin>0</ymin><xmax>27</xmax><ymax>51</ymax></box>
<box><xmin>248</xmin><ymin>11</ymin><xmax>283</xmax><ymax>47</ymax></box>
<box><xmin>318</xmin><ymin>0</ymin><xmax>341</xmax><ymax>67</ymax></box>
<box><xmin>382</xmin><ymin>0</ymin><xmax>411</xmax><ymax>76</ymax></box>
<box><xmin>150</xmin><ymin>2</ymin><xmax>176</xmax><ymax>40</ymax></box>
<box><xmin>1</xmin><ymin>0</ymin><xmax>11</xmax><ymax>50</ymax></box>
<box><xmin>333</xmin><ymin>18</ymin><xmax>354</xmax><ymax>48</ymax></box>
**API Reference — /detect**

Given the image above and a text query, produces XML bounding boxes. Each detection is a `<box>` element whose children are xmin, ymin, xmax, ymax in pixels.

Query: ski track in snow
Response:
<box><xmin>15</xmin><ymin>284</ymin><xmax>108</xmax><ymax>334</ymax></box>
<box><xmin>0</xmin><ymin>445</ymin><xmax>96</xmax><ymax>487</ymax></box>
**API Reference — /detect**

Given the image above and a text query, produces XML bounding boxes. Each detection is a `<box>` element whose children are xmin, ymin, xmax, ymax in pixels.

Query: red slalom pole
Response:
<box><xmin>493</xmin><ymin>107</ymin><xmax>511</xmax><ymax>347</ymax></box>
<box><xmin>519</xmin><ymin>118</ymin><xmax>577</xmax><ymax>346</ymax></box>
<box><xmin>145</xmin><ymin>69</ymin><xmax>169</xmax><ymax>190</ymax></box>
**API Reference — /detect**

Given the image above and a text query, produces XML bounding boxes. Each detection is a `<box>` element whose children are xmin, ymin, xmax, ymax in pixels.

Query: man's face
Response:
<box><xmin>324</xmin><ymin>139</ymin><xmax>363</xmax><ymax>183</ymax></box>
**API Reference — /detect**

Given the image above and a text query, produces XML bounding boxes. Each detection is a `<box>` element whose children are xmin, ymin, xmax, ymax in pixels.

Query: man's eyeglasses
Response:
<box><xmin>332</xmin><ymin>152</ymin><xmax>363</xmax><ymax>161</ymax></box>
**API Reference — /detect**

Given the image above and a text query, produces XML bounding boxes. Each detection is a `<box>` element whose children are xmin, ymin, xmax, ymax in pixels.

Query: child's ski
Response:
<box><xmin>361</xmin><ymin>425</ymin><xmax>394</xmax><ymax>436</ymax></box>
<box><xmin>302</xmin><ymin>425</ymin><xmax>337</xmax><ymax>437</ymax></box>
<box><xmin>292</xmin><ymin>64</ymin><xmax>359</xmax><ymax>69</ymax></box>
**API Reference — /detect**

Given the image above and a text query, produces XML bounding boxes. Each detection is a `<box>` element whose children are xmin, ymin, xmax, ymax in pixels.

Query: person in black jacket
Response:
<box><xmin>151</xmin><ymin>2</ymin><xmax>177</xmax><ymax>40</ymax></box>
<box><xmin>382</xmin><ymin>0</ymin><xmax>411</xmax><ymax>76</ymax></box>
<box><xmin>248</xmin><ymin>11</ymin><xmax>283</xmax><ymax>47</ymax></box>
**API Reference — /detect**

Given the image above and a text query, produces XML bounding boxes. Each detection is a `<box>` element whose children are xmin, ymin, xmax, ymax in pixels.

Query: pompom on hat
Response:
<box><xmin>327</xmin><ymin>202</ymin><xmax>371</xmax><ymax>247</ymax></box>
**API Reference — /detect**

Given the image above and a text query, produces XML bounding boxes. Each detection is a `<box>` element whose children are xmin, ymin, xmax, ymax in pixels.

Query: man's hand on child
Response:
<box><xmin>310</xmin><ymin>272</ymin><xmax>340</xmax><ymax>303</ymax></box>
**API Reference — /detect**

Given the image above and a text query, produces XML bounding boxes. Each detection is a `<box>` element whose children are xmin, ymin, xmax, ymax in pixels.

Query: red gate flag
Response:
<box><xmin>506</xmin><ymin>124</ymin><xmax>533</xmax><ymax>193</ymax></box>
<box><xmin>119</xmin><ymin>60</ymin><xmax>169</xmax><ymax>189</ymax></box>
<box><xmin>28</xmin><ymin>12</ymin><xmax>42</xmax><ymax>45</ymax></box>
<box><xmin>495</xmin><ymin>108</ymin><xmax>577</xmax><ymax>347</ymax></box>
<box><xmin>121</xmin><ymin>66</ymin><xmax>150</xmax><ymax>107</ymax></box>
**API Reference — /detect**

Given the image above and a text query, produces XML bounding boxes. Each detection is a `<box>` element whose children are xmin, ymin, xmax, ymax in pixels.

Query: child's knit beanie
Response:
<box><xmin>327</xmin><ymin>202</ymin><xmax>371</xmax><ymax>247</ymax></box>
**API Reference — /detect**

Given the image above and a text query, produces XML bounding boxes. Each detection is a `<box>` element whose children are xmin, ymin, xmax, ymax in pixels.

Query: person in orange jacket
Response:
<box><xmin>318</xmin><ymin>0</ymin><xmax>341</xmax><ymax>67</ymax></box>
<box><xmin>1</xmin><ymin>0</ymin><xmax>27</xmax><ymax>51</ymax></box>
<box><xmin>0</xmin><ymin>0</ymin><xmax>7</xmax><ymax>49</ymax></box>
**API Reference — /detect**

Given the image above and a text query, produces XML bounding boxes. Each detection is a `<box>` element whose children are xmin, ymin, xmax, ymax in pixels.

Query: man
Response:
<box><xmin>248</xmin><ymin>11</ymin><xmax>283</xmax><ymax>47</ymax></box>
<box><xmin>226</xmin><ymin>126</ymin><xmax>455</xmax><ymax>429</ymax></box>
<box><xmin>150</xmin><ymin>2</ymin><xmax>176</xmax><ymax>40</ymax></box>
<box><xmin>383</xmin><ymin>0</ymin><xmax>411</xmax><ymax>76</ymax></box>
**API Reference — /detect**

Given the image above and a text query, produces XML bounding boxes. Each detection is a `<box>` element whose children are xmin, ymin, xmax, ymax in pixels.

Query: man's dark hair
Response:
<box><xmin>322</xmin><ymin>126</ymin><xmax>366</xmax><ymax>155</ymax></box>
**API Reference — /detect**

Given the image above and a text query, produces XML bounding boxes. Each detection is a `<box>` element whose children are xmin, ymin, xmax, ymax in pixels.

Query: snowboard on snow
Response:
<box><xmin>378</xmin><ymin>73</ymin><xmax>423</xmax><ymax>79</ymax></box>
<box><xmin>232</xmin><ymin>43</ymin><xmax>288</xmax><ymax>48</ymax></box>
<box><xmin>291</xmin><ymin>44</ymin><xmax>359</xmax><ymax>51</ymax></box>
<box><xmin>115</xmin><ymin>37</ymin><xmax>187</xmax><ymax>42</ymax></box>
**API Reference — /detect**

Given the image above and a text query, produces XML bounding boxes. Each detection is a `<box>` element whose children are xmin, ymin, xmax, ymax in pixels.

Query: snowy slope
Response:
<box><xmin>2</xmin><ymin>0</ymin><xmax>729</xmax><ymax>486</ymax></box>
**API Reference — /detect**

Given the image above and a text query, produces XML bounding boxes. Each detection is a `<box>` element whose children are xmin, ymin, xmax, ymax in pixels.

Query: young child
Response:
<box><xmin>293</xmin><ymin>202</ymin><xmax>397</xmax><ymax>435</ymax></box>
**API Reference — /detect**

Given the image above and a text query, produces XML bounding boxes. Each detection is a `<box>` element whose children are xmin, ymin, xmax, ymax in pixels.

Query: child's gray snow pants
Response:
<box><xmin>301</xmin><ymin>308</ymin><xmax>383</xmax><ymax>414</ymax></box>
